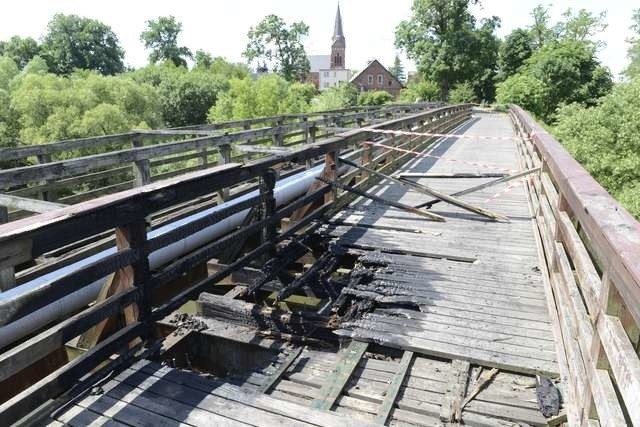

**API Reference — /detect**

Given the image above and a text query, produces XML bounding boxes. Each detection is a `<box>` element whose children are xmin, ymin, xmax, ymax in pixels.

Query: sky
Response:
<box><xmin>0</xmin><ymin>0</ymin><xmax>636</xmax><ymax>77</ymax></box>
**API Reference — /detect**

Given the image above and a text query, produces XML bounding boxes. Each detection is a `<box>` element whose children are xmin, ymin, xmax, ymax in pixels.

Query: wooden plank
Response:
<box><xmin>311</xmin><ymin>340</ymin><xmax>369</xmax><ymax>410</ymax></box>
<box><xmin>374</xmin><ymin>351</ymin><xmax>414</xmax><ymax>425</ymax></box>
<box><xmin>0</xmin><ymin>194</ymin><xmax>67</xmax><ymax>213</ymax></box>
<box><xmin>258</xmin><ymin>347</ymin><xmax>304</xmax><ymax>393</ymax></box>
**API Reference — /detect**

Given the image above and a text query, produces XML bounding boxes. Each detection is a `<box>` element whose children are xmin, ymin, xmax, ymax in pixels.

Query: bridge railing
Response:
<box><xmin>510</xmin><ymin>105</ymin><xmax>640</xmax><ymax>426</ymax></box>
<box><xmin>0</xmin><ymin>104</ymin><xmax>471</xmax><ymax>423</ymax></box>
<box><xmin>0</xmin><ymin>103</ymin><xmax>442</xmax><ymax>219</ymax></box>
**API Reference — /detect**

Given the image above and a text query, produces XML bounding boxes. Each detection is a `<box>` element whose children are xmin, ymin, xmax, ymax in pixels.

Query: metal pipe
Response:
<box><xmin>0</xmin><ymin>165</ymin><xmax>325</xmax><ymax>347</ymax></box>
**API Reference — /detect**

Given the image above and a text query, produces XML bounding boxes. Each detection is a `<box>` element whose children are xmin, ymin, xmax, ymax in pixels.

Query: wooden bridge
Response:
<box><xmin>0</xmin><ymin>103</ymin><xmax>638</xmax><ymax>426</ymax></box>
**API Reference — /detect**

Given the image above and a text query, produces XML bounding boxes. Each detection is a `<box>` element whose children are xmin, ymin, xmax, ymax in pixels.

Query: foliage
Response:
<box><xmin>244</xmin><ymin>15</ymin><xmax>310</xmax><ymax>82</ymax></box>
<box><xmin>194</xmin><ymin>50</ymin><xmax>214</xmax><ymax>69</ymax></box>
<box><xmin>498</xmin><ymin>29</ymin><xmax>534</xmax><ymax>79</ymax></box>
<box><xmin>140</xmin><ymin>16</ymin><xmax>193</xmax><ymax>67</ymax></box>
<box><xmin>8</xmin><ymin>70</ymin><xmax>160</xmax><ymax>145</ymax></box>
<box><xmin>311</xmin><ymin>83</ymin><xmax>358</xmax><ymax>112</ymax></box>
<box><xmin>40</xmin><ymin>14</ymin><xmax>124</xmax><ymax>75</ymax></box>
<box><xmin>448</xmin><ymin>82</ymin><xmax>475</xmax><ymax>103</ymax></box>
<box><xmin>358</xmin><ymin>91</ymin><xmax>393</xmax><ymax>106</ymax></box>
<box><xmin>389</xmin><ymin>55</ymin><xmax>405</xmax><ymax>83</ymax></box>
<box><xmin>0</xmin><ymin>36</ymin><xmax>40</xmax><ymax>69</ymax></box>
<box><xmin>208</xmin><ymin>75</ymin><xmax>315</xmax><ymax>121</ymax></box>
<box><xmin>553</xmin><ymin>77</ymin><xmax>640</xmax><ymax>218</ymax></box>
<box><xmin>496</xmin><ymin>74</ymin><xmax>548</xmax><ymax>117</ymax></box>
<box><xmin>624</xmin><ymin>9</ymin><xmax>640</xmax><ymax>79</ymax></box>
<box><xmin>529</xmin><ymin>4</ymin><xmax>553</xmax><ymax>48</ymax></box>
<box><xmin>131</xmin><ymin>62</ymin><xmax>229</xmax><ymax>127</ymax></box>
<box><xmin>399</xmin><ymin>78</ymin><xmax>441</xmax><ymax>102</ymax></box>
<box><xmin>395</xmin><ymin>0</ymin><xmax>501</xmax><ymax>101</ymax></box>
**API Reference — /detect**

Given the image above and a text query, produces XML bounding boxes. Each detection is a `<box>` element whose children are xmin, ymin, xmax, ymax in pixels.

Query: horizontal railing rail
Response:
<box><xmin>510</xmin><ymin>105</ymin><xmax>640</xmax><ymax>426</ymax></box>
<box><xmin>0</xmin><ymin>104</ymin><xmax>471</xmax><ymax>423</ymax></box>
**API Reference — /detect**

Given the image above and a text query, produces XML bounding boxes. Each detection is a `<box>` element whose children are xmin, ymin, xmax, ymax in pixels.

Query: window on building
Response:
<box><xmin>378</xmin><ymin>74</ymin><xmax>383</xmax><ymax>85</ymax></box>
<box><xmin>388</xmin><ymin>80</ymin><xmax>392</xmax><ymax>86</ymax></box>
<box><xmin>334</xmin><ymin>71</ymin><xmax>336</xmax><ymax>77</ymax></box>
<box><xmin>324</xmin><ymin>82</ymin><xmax>329</xmax><ymax>88</ymax></box>
<box><xmin>324</xmin><ymin>71</ymin><xmax>329</xmax><ymax>77</ymax></box>
<box><xmin>367</xmin><ymin>75</ymin><xmax>373</xmax><ymax>84</ymax></box>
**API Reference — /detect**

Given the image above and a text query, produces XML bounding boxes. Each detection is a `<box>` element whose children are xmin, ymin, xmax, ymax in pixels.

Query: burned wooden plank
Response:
<box><xmin>310</xmin><ymin>340</ymin><xmax>368</xmax><ymax>410</ymax></box>
<box><xmin>316</xmin><ymin>176</ymin><xmax>445</xmax><ymax>222</ymax></box>
<box><xmin>374</xmin><ymin>350</ymin><xmax>414</xmax><ymax>424</ymax></box>
<box><xmin>258</xmin><ymin>347</ymin><xmax>304</xmax><ymax>394</ymax></box>
<box><xmin>439</xmin><ymin>359</ymin><xmax>471</xmax><ymax>422</ymax></box>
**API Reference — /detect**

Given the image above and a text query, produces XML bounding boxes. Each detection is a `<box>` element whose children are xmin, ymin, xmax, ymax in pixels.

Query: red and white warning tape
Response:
<box><xmin>362</xmin><ymin>141</ymin><xmax>519</xmax><ymax>174</ymax></box>
<box><xmin>361</xmin><ymin>128</ymin><xmax>524</xmax><ymax>142</ymax></box>
<box><xmin>483</xmin><ymin>181</ymin><xmax>522</xmax><ymax>204</ymax></box>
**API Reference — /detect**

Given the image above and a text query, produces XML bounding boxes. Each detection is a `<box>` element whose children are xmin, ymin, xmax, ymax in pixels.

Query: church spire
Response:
<box><xmin>333</xmin><ymin>3</ymin><xmax>344</xmax><ymax>41</ymax></box>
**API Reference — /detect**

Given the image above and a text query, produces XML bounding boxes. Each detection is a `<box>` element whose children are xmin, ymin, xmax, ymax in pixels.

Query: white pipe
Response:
<box><xmin>0</xmin><ymin>165</ymin><xmax>325</xmax><ymax>347</ymax></box>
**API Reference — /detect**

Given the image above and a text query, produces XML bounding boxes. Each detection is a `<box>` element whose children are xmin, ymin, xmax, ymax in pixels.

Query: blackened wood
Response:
<box><xmin>258</xmin><ymin>347</ymin><xmax>303</xmax><ymax>393</ymax></box>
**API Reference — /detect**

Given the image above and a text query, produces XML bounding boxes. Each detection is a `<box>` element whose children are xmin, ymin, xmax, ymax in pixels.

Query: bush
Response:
<box><xmin>358</xmin><ymin>90</ymin><xmax>393</xmax><ymax>106</ymax></box>
<box><xmin>496</xmin><ymin>73</ymin><xmax>548</xmax><ymax>118</ymax></box>
<box><xmin>448</xmin><ymin>82</ymin><xmax>476</xmax><ymax>103</ymax></box>
<box><xmin>310</xmin><ymin>83</ymin><xmax>358</xmax><ymax>112</ymax></box>
<box><xmin>399</xmin><ymin>79</ymin><xmax>440</xmax><ymax>102</ymax></box>
<box><xmin>553</xmin><ymin>77</ymin><xmax>640</xmax><ymax>218</ymax></box>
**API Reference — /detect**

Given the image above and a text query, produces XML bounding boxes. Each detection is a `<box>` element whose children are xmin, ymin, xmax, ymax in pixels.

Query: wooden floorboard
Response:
<box><xmin>332</xmin><ymin>112</ymin><xmax>559</xmax><ymax>376</ymax></box>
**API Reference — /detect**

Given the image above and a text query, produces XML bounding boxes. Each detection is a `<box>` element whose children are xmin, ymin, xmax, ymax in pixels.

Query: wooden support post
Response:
<box><xmin>0</xmin><ymin>206</ymin><xmax>16</xmax><ymax>291</ymax></box>
<box><xmin>131</xmin><ymin>136</ymin><xmax>151</xmax><ymax>187</ymax></box>
<box><xmin>36</xmin><ymin>153</ymin><xmax>55</xmax><ymax>201</ymax></box>
<box><xmin>324</xmin><ymin>150</ymin><xmax>338</xmax><ymax>204</ymax></box>
<box><xmin>198</xmin><ymin>147</ymin><xmax>208</xmax><ymax>169</ymax></box>
<box><xmin>217</xmin><ymin>144</ymin><xmax>232</xmax><ymax>201</ymax></box>
<box><xmin>260</xmin><ymin>169</ymin><xmax>277</xmax><ymax>256</ymax></box>
<box><xmin>272</xmin><ymin>118</ymin><xmax>284</xmax><ymax>147</ymax></box>
<box><xmin>311</xmin><ymin>340</ymin><xmax>368</xmax><ymax>410</ymax></box>
<box><xmin>78</xmin><ymin>218</ymin><xmax>150</xmax><ymax>349</ymax></box>
<box><xmin>375</xmin><ymin>351</ymin><xmax>414</xmax><ymax>424</ymax></box>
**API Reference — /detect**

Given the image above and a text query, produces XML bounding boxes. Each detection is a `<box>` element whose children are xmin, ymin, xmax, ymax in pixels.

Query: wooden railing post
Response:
<box><xmin>260</xmin><ymin>169</ymin><xmax>277</xmax><ymax>258</ymax></box>
<box><xmin>218</xmin><ymin>143</ymin><xmax>232</xmax><ymax>201</ymax></box>
<box><xmin>36</xmin><ymin>153</ymin><xmax>56</xmax><ymax>201</ymax></box>
<box><xmin>325</xmin><ymin>150</ymin><xmax>338</xmax><ymax>204</ymax></box>
<box><xmin>131</xmin><ymin>136</ymin><xmax>151</xmax><ymax>187</ymax></box>
<box><xmin>118</xmin><ymin>218</ymin><xmax>151</xmax><ymax>330</ymax></box>
<box><xmin>0</xmin><ymin>206</ymin><xmax>16</xmax><ymax>291</ymax></box>
<box><xmin>272</xmin><ymin>118</ymin><xmax>284</xmax><ymax>147</ymax></box>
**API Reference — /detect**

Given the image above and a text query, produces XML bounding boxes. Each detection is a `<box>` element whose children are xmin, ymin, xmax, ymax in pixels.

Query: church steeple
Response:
<box><xmin>330</xmin><ymin>3</ymin><xmax>346</xmax><ymax>69</ymax></box>
<box><xmin>333</xmin><ymin>3</ymin><xmax>344</xmax><ymax>42</ymax></box>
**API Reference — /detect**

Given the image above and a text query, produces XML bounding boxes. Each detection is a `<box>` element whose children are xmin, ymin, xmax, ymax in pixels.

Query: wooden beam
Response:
<box><xmin>398</xmin><ymin>172</ymin><xmax>507</xmax><ymax>179</ymax></box>
<box><xmin>0</xmin><ymin>193</ymin><xmax>67</xmax><ymax>213</ymax></box>
<box><xmin>415</xmin><ymin>167</ymin><xmax>540</xmax><ymax>209</ymax></box>
<box><xmin>375</xmin><ymin>350</ymin><xmax>414</xmax><ymax>424</ymax></box>
<box><xmin>317</xmin><ymin>176</ymin><xmax>446</xmax><ymax>222</ymax></box>
<box><xmin>439</xmin><ymin>359</ymin><xmax>471</xmax><ymax>422</ymax></box>
<box><xmin>311</xmin><ymin>340</ymin><xmax>368</xmax><ymax>410</ymax></box>
<box><xmin>339</xmin><ymin>156</ymin><xmax>507</xmax><ymax>221</ymax></box>
<box><xmin>258</xmin><ymin>347</ymin><xmax>303</xmax><ymax>394</ymax></box>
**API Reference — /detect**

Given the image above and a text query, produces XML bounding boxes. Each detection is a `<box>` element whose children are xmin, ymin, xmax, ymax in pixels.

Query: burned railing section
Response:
<box><xmin>510</xmin><ymin>105</ymin><xmax>640</xmax><ymax>426</ymax></box>
<box><xmin>0</xmin><ymin>104</ymin><xmax>469</xmax><ymax>424</ymax></box>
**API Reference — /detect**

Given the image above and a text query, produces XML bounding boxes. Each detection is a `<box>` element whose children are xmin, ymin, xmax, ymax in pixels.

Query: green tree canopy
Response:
<box><xmin>448</xmin><ymin>81</ymin><xmax>475</xmax><ymax>103</ymax></box>
<box><xmin>624</xmin><ymin>9</ymin><xmax>640</xmax><ymax>78</ymax></box>
<box><xmin>395</xmin><ymin>0</ymin><xmax>500</xmax><ymax>101</ymax></box>
<box><xmin>0</xmin><ymin>36</ymin><xmax>40</xmax><ymax>69</ymax></box>
<box><xmin>498</xmin><ymin>29</ymin><xmax>534</xmax><ymax>79</ymax></box>
<box><xmin>244</xmin><ymin>15</ymin><xmax>310</xmax><ymax>82</ymax></box>
<box><xmin>389</xmin><ymin>54</ymin><xmax>406</xmax><ymax>83</ymax></box>
<box><xmin>311</xmin><ymin>83</ymin><xmax>358</xmax><ymax>112</ymax></box>
<box><xmin>40</xmin><ymin>14</ymin><xmax>125</xmax><ymax>75</ymax></box>
<box><xmin>399</xmin><ymin>78</ymin><xmax>441</xmax><ymax>102</ymax></box>
<box><xmin>496</xmin><ymin>73</ymin><xmax>548</xmax><ymax>117</ymax></box>
<box><xmin>358</xmin><ymin>91</ymin><xmax>393</xmax><ymax>106</ymax></box>
<box><xmin>140</xmin><ymin>16</ymin><xmax>193</xmax><ymax>67</ymax></box>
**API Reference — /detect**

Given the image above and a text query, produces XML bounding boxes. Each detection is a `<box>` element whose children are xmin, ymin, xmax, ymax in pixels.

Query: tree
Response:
<box><xmin>311</xmin><ymin>83</ymin><xmax>358</xmax><ymax>112</ymax></box>
<box><xmin>0</xmin><ymin>36</ymin><xmax>40</xmax><ymax>69</ymax></box>
<box><xmin>624</xmin><ymin>9</ymin><xmax>640</xmax><ymax>79</ymax></box>
<box><xmin>40</xmin><ymin>14</ymin><xmax>125</xmax><ymax>75</ymax></box>
<box><xmin>448</xmin><ymin>82</ymin><xmax>476</xmax><ymax>103</ymax></box>
<box><xmin>498</xmin><ymin>29</ymin><xmax>534</xmax><ymax>79</ymax></box>
<box><xmin>395</xmin><ymin>0</ymin><xmax>500</xmax><ymax>100</ymax></box>
<box><xmin>399</xmin><ymin>78</ymin><xmax>441</xmax><ymax>102</ymax></box>
<box><xmin>496</xmin><ymin>73</ymin><xmax>548</xmax><ymax>118</ymax></box>
<box><xmin>555</xmin><ymin>8</ymin><xmax>607</xmax><ymax>44</ymax></box>
<box><xmin>194</xmin><ymin>50</ymin><xmax>214</xmax><ymax>69</ymax></box>
<box><xmin>244</xmin><ymin>15</ymin><xmax>310</xmax><ymax>82</ymax></box>
<box><xmin>140</xmin><ymin>16</ymin><xmax>193</xmax><ymax>67</ymax></box>
<box><xmin>389</xmin><ymin>55</ymin><xmax>406</xmax><ymax>83</ymax></box>
<box><xmin>530</xmin><ymin>4</ymin><xmax>553</xmax><ymax>48</ymax></box>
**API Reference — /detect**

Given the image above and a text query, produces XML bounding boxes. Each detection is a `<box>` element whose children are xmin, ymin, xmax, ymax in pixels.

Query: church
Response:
<box><xmin>307</xmin><ymin>4</ymin><xmax>352</xmax><ymax>90</ymax></box>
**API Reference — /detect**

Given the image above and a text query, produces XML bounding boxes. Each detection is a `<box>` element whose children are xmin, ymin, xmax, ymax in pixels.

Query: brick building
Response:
<box><xmin>350</xmin><ymin>59</ymin><xmax>403</xmax><ymax>98</ymax></box>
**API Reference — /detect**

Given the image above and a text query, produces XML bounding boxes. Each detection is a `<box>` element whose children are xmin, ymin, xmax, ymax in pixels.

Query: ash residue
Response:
<box><xmin>169</xmin><ymin>313</ymin><xmax>208</xmax><ymax>335</ymax></box>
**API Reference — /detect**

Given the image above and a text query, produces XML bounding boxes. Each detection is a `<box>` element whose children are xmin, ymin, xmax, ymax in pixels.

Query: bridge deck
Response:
<box><xmin>332</xmin><ymin>112</ymin><xmax>559</xmax><ymax>375</ymax></box>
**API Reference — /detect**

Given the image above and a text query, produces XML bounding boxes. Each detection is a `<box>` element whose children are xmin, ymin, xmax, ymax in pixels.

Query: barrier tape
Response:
<box><xmin>483</xmin><ymin>181</ymin><xmax>522</xmax><ymax>204</ymax></box>
<box><xmin>361</xmin><ymin>127</ymin><xmax>526</xmax><ymax>141</ymax></box>
<box><xmin>362</xmin><ymin>141</ymin><xmax>519</xmax><ymax>174</ymax></box>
